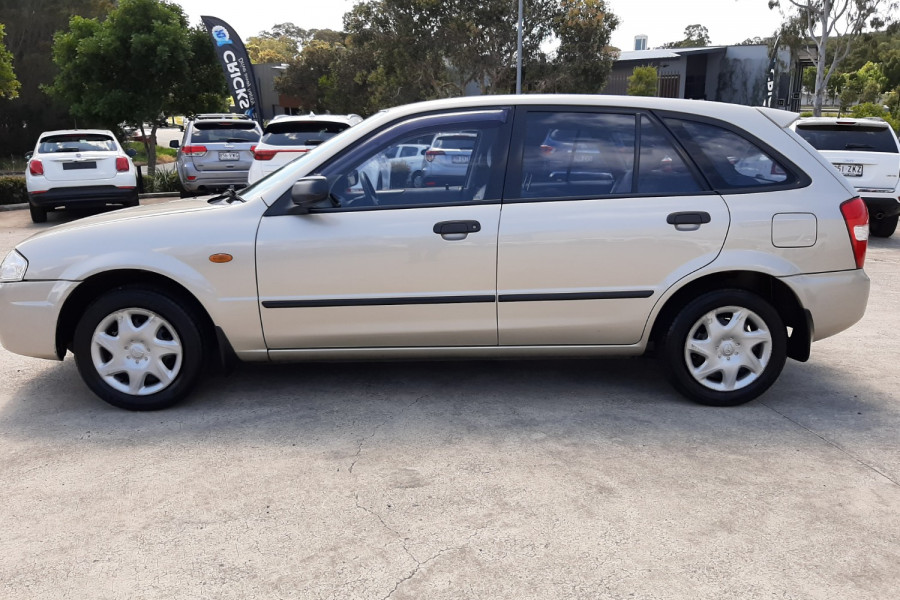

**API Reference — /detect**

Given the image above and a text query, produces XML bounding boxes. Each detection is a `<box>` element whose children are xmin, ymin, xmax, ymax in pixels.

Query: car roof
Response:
<box><xmin>38</xmin><ymin>129</ymin><xmax>116</xmax><ymax>138</ymax></box>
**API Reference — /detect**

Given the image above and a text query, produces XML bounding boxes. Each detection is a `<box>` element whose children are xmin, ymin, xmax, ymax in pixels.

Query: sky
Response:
<box><xmin>172</xmin><ymin>0</ymin><xmax>787</xmax><ymax>50</ymax></box>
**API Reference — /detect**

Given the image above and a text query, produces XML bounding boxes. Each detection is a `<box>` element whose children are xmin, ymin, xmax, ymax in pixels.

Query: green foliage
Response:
<box><xmin>627</xmin><ymin>66</ymin><xmax>658</xmax><ymax>96</ymax></box>
<box><xmin>0</xmin><ymin>0</ymin><xmax>115</xmax><ymax>154</ymax></box>
<box><xmin>125</xmin><ymin>141</ymin><xmax>175</xmax><ymax>164</ymax></box>
<box><xmin>142</xmin><ymin>168</ymin><xmax>181</xmax><ymax>193</ymax></box>
<box><xmin>45</xmin><ymin>0</ymin><xmax>228</xmax><ymax>173</ymax></box>
<box><xmin>661</xmin><ymin>24</ymin><xmax>710</xmax><ymax>49</ymax></box>
<box><xmin>849</xmin><ymin>103</ymin><xmax>900</xmax><ymax>132</ymax></box>
<box><xmin>0</xmin><ymin>24</ymin><xmax>20</xmax><ymax>99</ymax></box>
<box><xmin>278</xmin><ymin>0</ymin><xmax>620</xmax><ymax>114</ymax></box>
<box><xmin>0</xmin><ymin>176</ymin><xmax>27</xmax><ymax>205</ymax></box>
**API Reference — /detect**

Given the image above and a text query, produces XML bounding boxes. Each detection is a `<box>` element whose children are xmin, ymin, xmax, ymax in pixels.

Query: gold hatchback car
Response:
<box><xmin>0</xmin><ymin>96</ymin><xmax>871</xmax><ymax>410</ymax></box>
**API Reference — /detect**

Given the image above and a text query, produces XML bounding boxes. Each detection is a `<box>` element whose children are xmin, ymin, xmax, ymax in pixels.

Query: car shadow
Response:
<box><xmin>1</xmin><ymin>355</ymin><xmax>895</xmax><ymax>461</ymax></box>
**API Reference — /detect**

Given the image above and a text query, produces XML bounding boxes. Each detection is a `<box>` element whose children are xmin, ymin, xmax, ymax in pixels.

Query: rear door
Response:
<box><xmin>497</xmin><ymin>107</ymin><xmax>730</xmax><ymax>346</ymax></box>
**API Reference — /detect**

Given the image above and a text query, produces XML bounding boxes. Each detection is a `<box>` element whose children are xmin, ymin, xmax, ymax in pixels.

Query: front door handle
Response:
<box><xmin>433</xmin><ymin>220</ymin><xmax>481</xmax><ymax>240</ymax></box>
<box><xmin>667</xmin><ymin>211</ymin><xmax>711</xmax><ymax>225</ymax></box>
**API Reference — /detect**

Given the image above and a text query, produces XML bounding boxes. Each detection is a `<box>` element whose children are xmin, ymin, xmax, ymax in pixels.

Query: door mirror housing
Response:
<box><xmin>24</xmin><ymin>151</ymin><xmax>33</xmax><ymax>160</ymax></box>
<box><xmin>169</xmin><ymin>140</ymin><xmax>179</xmax><ymax>149</ymax></box>
<box><xmin>290</xmin><ymin>176</ymin><xmax>330</xmax><ymax>213</ymax></box>
<box><xmin>125</xmin><ymin>148</ymin><xmax>138</xmax><ymax>158</ymax></box>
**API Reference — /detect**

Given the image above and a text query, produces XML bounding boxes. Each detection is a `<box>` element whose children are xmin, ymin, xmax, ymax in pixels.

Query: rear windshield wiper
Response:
<box><xmin>844</xmin><ymin>143</ymin><xmax>874</xmax><ymax>149</ymax></box>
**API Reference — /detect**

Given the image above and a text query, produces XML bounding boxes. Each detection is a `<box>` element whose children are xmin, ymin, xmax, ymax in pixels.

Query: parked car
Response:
<box><xmin>0</xmin><ymin>95</ymin><xmax>870</xmax><ymax>411</ymax></box>
<box><xmin>382</xmin><ymin>143</ymin><xmax>429</xmax><ymax>187</ymax></box>
<box><xmin>24</xmin><ymin>129</ymin><xmax>138</xmax><ymax>224</ymax></box>
<box><xmin>419</xmin><ymin>132</ymin><xmax>477</xmax><ymax>187</ymax></box>
<box><xmin>247</xmin><ymin>113</ymin><xmax>363</xmax><ymax>184</ymax></box>
<box><xmin>170</xmin><ymin>113</ymin><xmax>262</xmax><ymax>196</ymax></box>
<box><xmin>792</xmin><ymin>116</ymin><xmax>900</xmax><ymax>237</ymax></box>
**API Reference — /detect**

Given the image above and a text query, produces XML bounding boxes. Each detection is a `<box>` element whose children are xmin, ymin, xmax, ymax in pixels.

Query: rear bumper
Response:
<box><xmin>780</xmin><ymin>269</ymin><xmax>870</xmax><ymax>342</ymax></box>
<box><xmin>179</xmin><ymin>163</ymin><xmax>250</xmax><ymax>192</ymax></box>
<box><xmin>29</xmin><ymin>185</ymin><xmax>138</xmax><ymax>208</ymax></box>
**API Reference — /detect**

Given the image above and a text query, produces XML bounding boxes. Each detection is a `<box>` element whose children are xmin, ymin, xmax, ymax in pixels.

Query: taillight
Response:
<box><xmin>840</xmin><ymin>197</ymin><xmax>869</xmax><ymax>269</ymax></box>
<box><xmin>425</xmin><ymin>149</ymin><xmax>444</xmax><ymax>162</ymax></box>
<box><xmin>182</xmin><ymin>145</ymin><xmax>207</xmax><ymax>157</ymax></box>
<box><xmin>28</xmin><ymin>159</ymin><xmax>44</xmax><ymax>176</ymax></box>
<box><xmin>115</xmin><ymin>157</ymin><xmax>130</xmax><ymax>172</ymax></box>
<box><xmin>540</xmin><ymin>144</ymin><xmax>554</xmax><ymax>155</ymax></box>
<box><xmin>253</xmin><ymin>149</ymin><xmax>278</xmax><ymax>161</ymax></box>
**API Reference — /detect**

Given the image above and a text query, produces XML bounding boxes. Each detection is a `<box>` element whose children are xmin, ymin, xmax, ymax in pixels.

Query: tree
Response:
<box><xmin>278</xmin><ymin>0</ymin><xmax>620</xmax><ymax>114</ymax></box>
<box><xmin>661</xmin><ymin>24</ymin><xmax>711</xmax><ymax>48</ymax></box>
<box><xmin>0</xmin><ymin>24</ymin><xmax>19</xmax><ymax>99</ymax></box>
<box><xmin>627</xmin><ymin>66</ymin><xmax>658</xmax><ymax>96</ymax></box>
<box><xmin>45</xmin><ymin>0</ymin><xmax>228</xmax><ymax>174</ymax></box>
<box><xmin>0</xmin><ymin>0</ymin><xmax>114</xmax><ymax>154</ymax></box>
<box><xmin>769</xmin><ymin>0</ymin><xmax>897</xmax><ymax>116</ymax></box>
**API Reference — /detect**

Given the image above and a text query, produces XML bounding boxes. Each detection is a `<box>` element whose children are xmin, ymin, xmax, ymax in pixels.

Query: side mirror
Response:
<box><xmin>169</xmin><ymin>140</ymin><xmax>179</xmax><ymax>149</ymax></box>
<box><xmin>420</xmin><ymin>148</ymin><xmax>427</xmax><ymax>155</ymax></box>
<box><xmin>290</xmin><ymin>176</ymin><xmax>329</xmax><ymax>213</ymax></box>
<box><xmin>24</xmin><ymin>151</ymin><xmax>33</xmax><ymax>160</ymax></box>
<box><xmin>125</xmin><ymin>148</ymin><xmax>137</xmax><ymax>158</ymax></box>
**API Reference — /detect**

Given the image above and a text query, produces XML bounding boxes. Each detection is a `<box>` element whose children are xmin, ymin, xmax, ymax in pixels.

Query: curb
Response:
<box><xmin>0</xmin><ymin>192</ymin><xmax>180</xmax><ymax>212</ymax></box>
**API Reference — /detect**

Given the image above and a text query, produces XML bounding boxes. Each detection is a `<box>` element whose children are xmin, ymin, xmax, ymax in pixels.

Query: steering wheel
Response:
<box><xmin>359</xmin><ymin>171</ymin><xmax>379</xmax><ymax>206</ymax></box>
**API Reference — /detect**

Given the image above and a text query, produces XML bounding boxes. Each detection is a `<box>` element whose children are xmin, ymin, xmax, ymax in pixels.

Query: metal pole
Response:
<box><xmin>516</xmin><ymin>0</ymin><xmax>523</xmax><ymax>94</ymax></box>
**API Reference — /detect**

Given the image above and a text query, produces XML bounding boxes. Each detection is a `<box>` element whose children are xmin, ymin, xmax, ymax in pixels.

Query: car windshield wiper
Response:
<box><xmin>845</xmin><ymin>143</ymin><xmax>874</xmax><ymax>149</ymax></box>
<box><xmin>209</xmin><ymin>188</ymin><xmax>245</xmax><ymax>204</ymax></box>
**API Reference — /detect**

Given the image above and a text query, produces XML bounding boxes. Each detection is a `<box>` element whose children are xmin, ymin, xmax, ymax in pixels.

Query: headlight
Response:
<box><xmin>0</xmin><ymin>250</ymin><xmax>28</xmax><ymax>282</ymax></box>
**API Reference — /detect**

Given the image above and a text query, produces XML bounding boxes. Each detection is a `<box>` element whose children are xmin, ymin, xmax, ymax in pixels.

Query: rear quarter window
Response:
<box><xmin>664</xmin><ymin>118</ymin><xmax>800</xmax><ymax>190</ymax></box>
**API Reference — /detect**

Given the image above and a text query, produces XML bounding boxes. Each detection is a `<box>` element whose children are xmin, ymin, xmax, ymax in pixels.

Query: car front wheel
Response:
<box><xmin>73</xmin><ymin>287</ymin><xmax>205</xmax><ymax>410</ymax></box>
<box><xmin>661</xmin><ymin>289</ymin><xmax>787</xmax><ymax>406</ymax></box>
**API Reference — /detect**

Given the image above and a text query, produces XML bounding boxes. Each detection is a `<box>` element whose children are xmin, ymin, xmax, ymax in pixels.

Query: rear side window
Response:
<box><xmin>261</xmin><ymin>120</ymin><xmax>351</xmax><ymax>146</ymax></box>
<box><xmin>515</xmin><ymin>111</ymin><xmax>702</xmax><ymax>199</ymax></box>
<box><xmin>665</xmin><ymin>118</ymin><xmax>794</xmax><ymax>189</ymax></box>
<box><xmin>795</xmin><ymin>124</ymin><xmax>899</xmax><ymax>153</ymax></box>
<box><xmin>39</xmin><ymin>134</ymin><xmax>116</xmax><ymax>153</ymax></box>
<box><xmin>190</xmin><ymin>121</ymin><xmax>260</xmax><ymax>144</ymax></box>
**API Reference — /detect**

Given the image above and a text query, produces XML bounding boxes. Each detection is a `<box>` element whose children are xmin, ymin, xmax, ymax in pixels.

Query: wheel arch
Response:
<box><xmin>649</xmin><ymin>270</ymin><xmax>812</xmax><ymax>362</ymax></box>
<box><xmin>55</xmin><ymin>269</ymin><xmax>221</xmax><ymax>364</ymax></box>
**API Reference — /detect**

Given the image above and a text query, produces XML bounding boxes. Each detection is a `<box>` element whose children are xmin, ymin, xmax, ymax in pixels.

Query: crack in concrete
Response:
<box><xmin>348</xmin><ymin>394</ymin><xmax>427</xmax><ymax>474</ymax></box>
<box><xmin>761</xmin><ymin>400</ymin><xmax>900</xmax><ymax>487</ymax></box>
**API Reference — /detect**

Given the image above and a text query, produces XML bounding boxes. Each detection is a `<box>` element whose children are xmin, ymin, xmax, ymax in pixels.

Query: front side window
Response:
<box><xmin>665</xmin><ymin>118</ymin><xmax>793</xmax><ymax>189</ymax></box>
<box><xmin>321</xmin><ymin>113</ymin><xmax>508</xmax><ymax>209</ymax></box>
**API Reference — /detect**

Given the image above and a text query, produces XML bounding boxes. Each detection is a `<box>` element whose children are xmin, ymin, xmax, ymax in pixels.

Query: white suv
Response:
<box><xmin>792</xmin><ymin>117</ymin><xmax>900</xmax><ymax>237</ymax></box>
<box><xmin>0</xmin><ymin>96</ymin><xmax>871</xmax><ymax>410</ymax></box>
<box><xmin>24</xmin><ymin>129</ymin><xmax>138</xmax><ymax>223</ymax></box>
<box><xmin>247</xmin><ymin>113</ymin><xmax>363</xmax><ymax>184</ymax></box>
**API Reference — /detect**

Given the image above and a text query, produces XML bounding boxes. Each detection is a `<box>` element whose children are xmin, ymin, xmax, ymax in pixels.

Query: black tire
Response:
<box><xmin>73</xmin><ymin>287</ymin><xmax>206</xmax><ymax>410</ymax></box>
<box><xmin>870</xmin><ymin>214</ymin><xmax>898</xmax><ymax>238</ymax></box>
<box><xmin>29</xmin><ymin>202</ymin><xmax>47</xmax><ymax>223</ymax></box>
<box><xmin>660</xmin><ymin>289</ymin><xmax>787</xmax><ymax>406</ymax></box>
<box><xmin>411</xmin><ymin>171</ymin><xmax>424</xmax><ymax>188</ymax></box>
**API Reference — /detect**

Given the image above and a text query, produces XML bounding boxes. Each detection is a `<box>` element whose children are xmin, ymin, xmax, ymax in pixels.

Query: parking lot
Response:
<box><xmin>0</xmin><ymin>203</ymin><xmax>898</xmax><ymax>599</ymax></box>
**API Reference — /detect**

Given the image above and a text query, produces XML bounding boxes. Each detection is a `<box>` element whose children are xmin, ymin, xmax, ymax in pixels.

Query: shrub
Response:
<box><xmin>0</xmin><ymin>176</ymin><xmax>27</xmax><ymax>205</ymax></box>
<box><xmin>143</xmin><ymin>168</ymin><xmax>182</xmax><ymax>193</ymax></box>
<box><xmin>850</xmin><ymin>103</ymin><xmax>900</xmax><ymax>133</ymax></box>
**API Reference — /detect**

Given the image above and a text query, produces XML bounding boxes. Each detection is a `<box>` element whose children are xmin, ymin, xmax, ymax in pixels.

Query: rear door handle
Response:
<box><xmin>433</xmin><ymin>220</ymin><xmax>481</xmax><ymax>240</ymax></box>
<box><xmin>667</xmin><ymin>212</ymin><xmax>711</xmax><ymax>227</ymax></box>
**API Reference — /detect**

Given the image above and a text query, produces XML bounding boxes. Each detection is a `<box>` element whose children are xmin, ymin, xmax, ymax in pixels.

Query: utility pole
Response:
<box><xmin>516</xmin><ymin>0</ymin><xmax>523</xmax><ymax>94</ymax></box>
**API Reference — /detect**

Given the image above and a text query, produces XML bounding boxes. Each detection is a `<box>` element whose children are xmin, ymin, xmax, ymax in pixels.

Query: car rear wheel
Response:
<box><xmin>29</xmin><ymin>202</ymin><xmax>47</xmax><ymax>223</ymax></box>
<box><xmin>661</xmin><ymin>289</ymin><xmax>787</xmax><ymax>406</ymax></box>
<box><xmin>73</xmin><ymin>287</ymin><xmax>205</xmax><ymax>410</ymax></box>
<box><xmin>869</xmin><ymin>214</ymin><xmax>898</xmax><ymax>238</ymax></box>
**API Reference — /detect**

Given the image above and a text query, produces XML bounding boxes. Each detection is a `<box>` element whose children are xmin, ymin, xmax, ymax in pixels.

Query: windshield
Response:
<box><xmin>262</xmin><ymin>121</ymin><xmax>352</xmax><ymax>146</ymax></box>
<box><xmin>240</xmin><ymin>114</ymin><xmax>375</xmax><ymax>201</ymax></box>
<box><xmin>39</xmin><ymin>134</ymin><xmax>117</xmax><ymax>153</ymax></box>
<box><xmin>795</xmin><ymin>124</ymin><xmax>899</xmax><ymax>153</ymax></box>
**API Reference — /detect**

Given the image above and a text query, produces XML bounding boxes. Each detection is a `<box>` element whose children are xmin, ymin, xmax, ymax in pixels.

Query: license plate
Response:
<box><xmin>451</xmin><ymin>155</ymin><xmax>469</xmax><ymax>164</ymax></box>
<box><xmin>62</xmin><ymin>161</ymin><xmax>96</xmax><ymax>170</ymax></box>
<box><xmin>219</xmin><ymin>151</ymin><xmax>239</xmax><ymax>161</ymax></box>
<box><xmin>835</xmin><ymin>163</ymin><xmax>863</xmax><ymax>177</ymax></box>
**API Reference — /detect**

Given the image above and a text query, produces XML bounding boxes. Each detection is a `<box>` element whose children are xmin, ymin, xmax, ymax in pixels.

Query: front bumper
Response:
<box><xmin>0</xmin><ymin>280</ymin><xmax>78</xmax><ymax>360</ymax></box>
<box><xmin>29</xmin><ymin>185</ymin><xmax>138</xmax><ymax>209</ymax></box>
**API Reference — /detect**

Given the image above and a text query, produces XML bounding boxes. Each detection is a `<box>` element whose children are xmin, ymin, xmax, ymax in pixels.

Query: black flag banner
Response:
<box><xmin>201</xmin><ymin>16</ymin><xmax>261</xmax><ymax>123</ymax></box>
